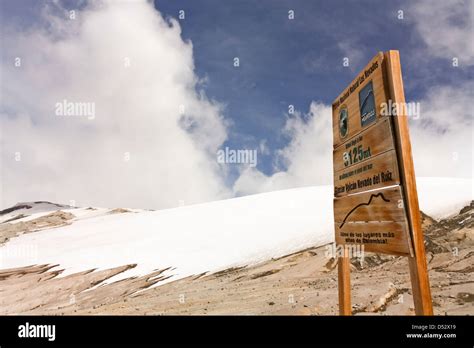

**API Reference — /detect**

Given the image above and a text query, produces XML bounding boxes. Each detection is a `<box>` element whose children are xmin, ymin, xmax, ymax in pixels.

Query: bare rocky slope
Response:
<box><xmin>0</xmin><ymin>202</ymin><xmax>472</xmax><ymax>315</ymax></box>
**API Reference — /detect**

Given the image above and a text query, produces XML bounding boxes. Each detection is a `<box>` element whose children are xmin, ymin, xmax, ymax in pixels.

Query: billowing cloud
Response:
<box><xmin>410</xmin><ymin>82</ymin><xmax>473</xmax><ymax>179</ymax></box>
<box><xmin>1</xmin><ymin>0</ymin><xmax>230</xmax><ymax>209</ymax></box>
<box><xmin>233</xmin><ymin>102</ymin><xmax>333</xmax><ymax>196</ymax></box>
<box><xmin>409</xmin><ymin>0</ymin><xmax>474</xmax><ymax>65</ymax></box>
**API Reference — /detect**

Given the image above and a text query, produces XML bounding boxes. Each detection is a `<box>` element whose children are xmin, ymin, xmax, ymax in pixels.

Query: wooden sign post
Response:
<box><xmin>331</xmin><ymin>50</ymin><xmax>433</xmax><ymax>315</ymax></box>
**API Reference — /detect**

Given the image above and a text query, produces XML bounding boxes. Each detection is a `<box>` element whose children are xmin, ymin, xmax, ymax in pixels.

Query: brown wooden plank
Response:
<box><xmin>333</xmin><ymin>117</ymin><xmax>395</xmax><ymax>173</ymax></box>
<box><xmin>332</xmin><ymin>52</ymin><xmax>390</xmax><ymax>148</ymax></box>
<box><xmin>335</xmin><ymin>221</ymin><xmax>411</xmax><ymax>256</ymax></box>
<box><xmin>334</xmin><ymin>186</ymin><xmax>412</xmax><ymax>256</ymax></box>
<box><xmin>334</xmin><ymin>186</ymin><xmax>406</xmax><ymax>224</ymax></box>
<box><xmin>338</xmin><ymin>248</ymin><xmax>351</xmax><ymax>315</ymax></box>
<box><xmin>334</xmin><ymin>149</ymin><xmax>400</xmax><ymax>197</ymax></box>
<box><xmin>384</xmin><ymin>50</ymin><xmax>433</xmax><ymax>315</ymax></box>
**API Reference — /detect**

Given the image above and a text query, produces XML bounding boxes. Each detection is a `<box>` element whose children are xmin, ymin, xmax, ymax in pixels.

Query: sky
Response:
<box><xmin>0</xmin><ymin>0</ymin><xmax>473</xmax><ymax>209</ymax></box>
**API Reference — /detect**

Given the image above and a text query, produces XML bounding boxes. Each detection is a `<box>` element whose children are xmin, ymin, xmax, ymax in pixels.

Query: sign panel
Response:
<box><xmin>332</xmin><ymin>52</ymin><xmax>389</xmax><ymax>148</ymax></box>
<box><xmin>334</xmin><ymin>149</ymin><xmax>400</xmax><ymax>197</ymax></box>
<box><xmin>334</xmin><ymin>186</ymin><xmax>412</xmax><ymax>255</ymax></box>
<box><xmin>333</xmin><ymin>117</ymin><xmax>395</xmax><ymax>173</ymax></box>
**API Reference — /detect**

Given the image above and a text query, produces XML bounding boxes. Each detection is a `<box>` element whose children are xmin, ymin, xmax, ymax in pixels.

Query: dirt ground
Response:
<box><xmin>0</xmin><ymin>203</ymin><xmax>472</xmax><ymax>315</ymax></box>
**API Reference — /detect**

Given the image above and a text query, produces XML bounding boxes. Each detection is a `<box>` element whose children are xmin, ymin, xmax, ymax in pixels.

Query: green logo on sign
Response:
<box><xmin>339</xmin><ymin>106</ymin><xmax>349</xmax><ymax>139</ymax></box>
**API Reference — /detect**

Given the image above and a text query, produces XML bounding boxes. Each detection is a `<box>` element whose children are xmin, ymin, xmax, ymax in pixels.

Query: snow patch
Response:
<box><xmin>0</xmin><ymin>177</ymin><xmax>471</xmax><ymax>285</ymax></box>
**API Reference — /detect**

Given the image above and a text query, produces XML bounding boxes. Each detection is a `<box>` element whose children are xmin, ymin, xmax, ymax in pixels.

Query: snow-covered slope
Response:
<box><xmin>0</xmin><ymin>177</ymin><xmax>471</xmax><ymax>284</ymax></box>
<box><xmin>0</xmin><ymin>186</ymin><xmax>333</xmax><ymax>282</ymax></box>
<box><xmin>416</xmin><ymin>177</ymin><xmax>473</xmax><ymax>219</ymax></box>
<box><xmin>0</xmin><ymin>201</ymin><xmax>72</xmax><ymax>223</ymax></box>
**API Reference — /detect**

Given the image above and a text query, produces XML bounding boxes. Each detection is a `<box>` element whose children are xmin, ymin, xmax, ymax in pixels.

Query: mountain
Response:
<box><xmin>0</xmin><ymin>178</ymin><xmax>471</xmax><ymax>282</ymax></box>
<box><xmin>0</xmin><ymin>200</ymin><xmax>472</xmax><ymax>315</ymax></box>
<box><xmin>0</xmin><ymin>186</ymin><xmax>334</xmax><ymax>282</ymax></box>
<box><xmin>0</xmin><ymin>177</ymin><xmax>472</xmax><ymax>314</ymax></box>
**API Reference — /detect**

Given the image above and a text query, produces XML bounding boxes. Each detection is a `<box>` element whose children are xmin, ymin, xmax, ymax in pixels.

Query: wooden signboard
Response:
<box><xmin>334</xmin><ymin>186</ymin><xmax>412</xmax><ymax>255</ymax></box>
<box><xmin>331</xmin><ymin>51</ymin><xmax>433</xmax><ymax>315</ymax></box>
<box><xmin>334</xmin><ymin>149</ymin><xmax>400</xmax><ymax>197</ymax></box>
<box><xmin>332</xmin><ymin>53</ymin><xmax>389</xmax><ymax>148</ymax></box>
<box><xmin>333</xmin><ymin>117</ymin><xmax>394</xmax><ymax>173</ymax></box>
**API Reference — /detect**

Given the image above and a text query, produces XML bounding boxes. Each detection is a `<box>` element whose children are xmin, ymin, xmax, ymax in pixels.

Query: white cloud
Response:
<box><xmin>233</xmin><ymin>102</ymin><xmax>333</xmax><ymax>196</ymax></box>
<box><xmin>337</xmin><ymin>40</ymin><xmax>365</xmax><ymax>71</ymax></box>
<box><xmin>1</xmin><ymin>0</ymin><xmax>230</xmax><ymax>209</ymax></box>
<box><xmin>409</xmin><ymin>0</ymin><xmax>474</xmax><ymax>65</ymax></box>
<box><xmin>410</xmin><ymin>82</ymin><xmax>473</xmax><ymax>179</ymax></box>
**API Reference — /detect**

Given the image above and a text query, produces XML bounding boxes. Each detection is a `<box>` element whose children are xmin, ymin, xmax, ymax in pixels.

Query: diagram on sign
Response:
<box><xmin>339</xmin><ymin>192</ymin><xmax>390</xmax><ymax>228</ymax></box>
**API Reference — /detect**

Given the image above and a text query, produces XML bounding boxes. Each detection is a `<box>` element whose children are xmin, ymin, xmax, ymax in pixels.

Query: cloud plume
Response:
<box><xmin>1</xmin><ymin>0</ymin><xmax>230</xmax><ymax>209</ymax></box>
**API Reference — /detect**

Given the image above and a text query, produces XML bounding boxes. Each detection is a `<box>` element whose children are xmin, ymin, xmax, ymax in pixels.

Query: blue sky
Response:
<box><xmin>1</xmin><ymin>0</ymin><xmax>472</xmax><ymax>209</ymax></box>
